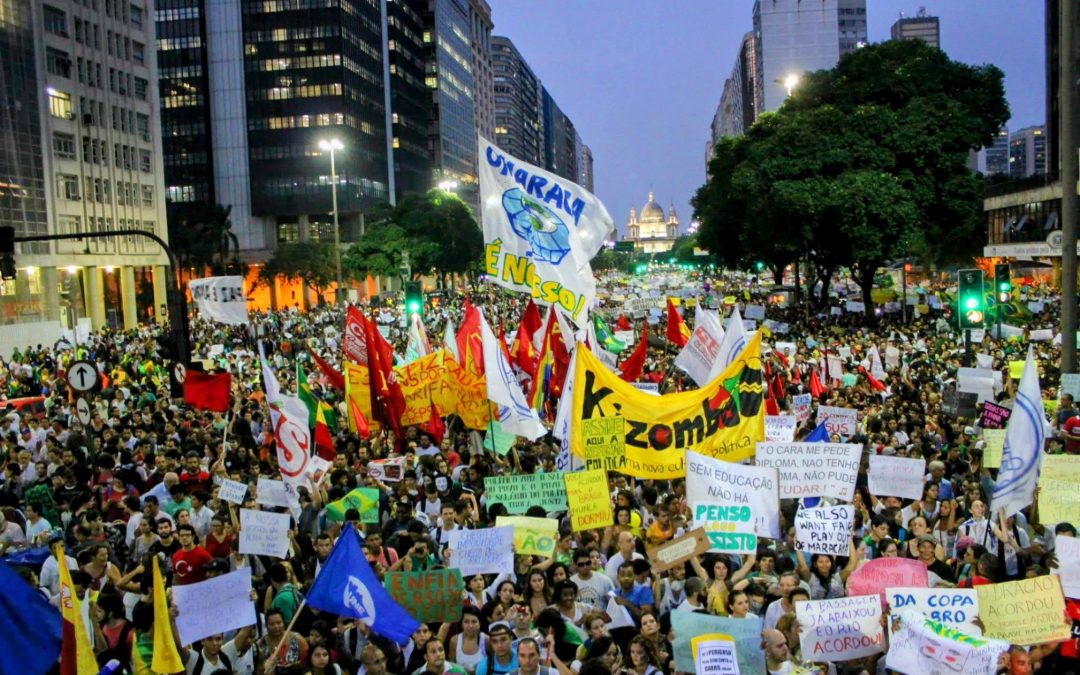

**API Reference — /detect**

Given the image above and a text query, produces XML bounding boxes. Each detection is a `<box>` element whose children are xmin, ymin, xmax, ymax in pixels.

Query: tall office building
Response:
<box><xmin>541</xmin><ymin>87</ymin><xmax>578</xmax><ymax>182</ymax></box>
<box><xmin>491</xmin><ymin>36</ymin><xmax>543</xmax><ymax>166</ymax></box>
<box><xmin>425</xmin><ymin>0</ymin><xmax>477</xmax><ymax>196</ymax></box>
<box><xmin>984</xmin><ymin>128</ymin><xmax>1010</xmax><ymax>176</ymax></box>
<box><xmin>752</xmin><ymin>0</ymin><xmax>867</xmax><ymax>115</ymax></box>
<box><xmin>1009</xmin><ymin>125</ymin><xmax>1048</xmax><ymax>179</ymax></box>
<box><xmin>386</xmin><ymin>0</ymin><xmax>433</xmax><ymax>202</ymax></box>
<box><xmin>890</xmin><ymin>8</ymin><xmax>940</xmax><ymax>48</ymax></box>
<box><xmin>0</xmin><ymin>0</ymin><xmax>170</xmax><ymax>345</ymax></box>
<box><xmin>575</xmin><ymin>133</ymin><xmax>594</xmax><ymax>192</ymax></box>
<box><xmin>468</xmin><ymin>0</ymin><xmax>494</xmax><ymax>142</ymax></box>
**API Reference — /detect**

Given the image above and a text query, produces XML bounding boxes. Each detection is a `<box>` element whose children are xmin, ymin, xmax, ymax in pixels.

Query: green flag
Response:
<box><xmin>325</xmin><ymin>487</ymin><xmax>380</xmax><ymax>523</ymax></box>
<box><xmin>593</xmin><ymin>315</ymin><xmax>626</xmax><ymax>353</ymax></box>
<box><xmin>297</xmin><ymin>363</ymin><xmax>318</xmax><ymax>428</ymax></box>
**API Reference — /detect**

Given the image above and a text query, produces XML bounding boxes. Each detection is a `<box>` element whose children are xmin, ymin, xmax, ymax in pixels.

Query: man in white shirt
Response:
<box><xmin>603</xmin><ymin>531</ymin><xmax>643</xmax><ymax>581</ymax></box>
<box><xmin>39</xmin><ymin>538</ymin><xmax>78</xmax><ymax>601</ymax></box>
<box><xmin>569</xmin><ymin>548</ymin><xmax>613</xmax><ymax>611</ymax></box>
<box><xmin>763</xmin><ymin>573</ymin><xmax>802</xmax><ymax>630</ymax></box>
<box><xmin>188</xmin><ymin>491</ymin><xmax>215</xmax><ymax>541</ymax></box>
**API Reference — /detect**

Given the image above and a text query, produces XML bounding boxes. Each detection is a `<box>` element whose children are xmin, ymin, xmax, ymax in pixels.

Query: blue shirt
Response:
<box><xmin>615</xmin><ymin>582</ymin><xmax>655</xmax><ymax>609</ymax></box>
<box><xmin>476</xmin><ymin>652</ymin><xmax>518</xmax><ymax>675</ymax></box>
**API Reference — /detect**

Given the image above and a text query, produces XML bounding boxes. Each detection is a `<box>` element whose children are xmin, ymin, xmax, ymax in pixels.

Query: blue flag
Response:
<box><xmin>801</xmin><ymin>421</ymin><xmax>831</xmax><ymax>508</ymax></box>
<box><xmin>0</xmin><ymin>560</ymin><xmax>62</xmax><ymax>674</ymax></box>
<box><xmin>306</xmin><ymin>524</ymin><xmax>420</xmax><ymax>644</ymax></box>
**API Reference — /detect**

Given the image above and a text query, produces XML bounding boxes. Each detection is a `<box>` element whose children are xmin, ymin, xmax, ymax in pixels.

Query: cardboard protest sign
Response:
<box><xmin>982</xmin><ymin>429</ymin><xmax>1006</xmax><ymax>469</ymax></box>
<box><xmin>238</xmin><ymin>509</ymin><xmax>291</xmax><ymax>558</ymax></box>
<box><xmin>446</xmin><ymin>526</ymin><xmax>514</xmax><ymax>577</ymax></box>
<box><xmin>563</xmin><ymin>469</ymin><xmax>613</xmax><ymax>531</ymax></box>
<box><xmin>383</xmin><ymin>569</ymin><xmax>464</xmax><ymax>623</ymax></box>
<box><xmin>792</xmin><ymin>394</ymin><xmax>812</xmax><ymax>423</ymax></box>
<box><xmin>867</xmin><ymin>455</ymin><xmax>925</xmax><ymax>501</ymax></box>
<box><xmin>648</xmin><ymin>529</ymin><xmax>710</xmax><ymax>573</ymax></box>
<box><xmin>847</xmin><ymin>558</ymin><xmax>928</xmax><ymax>608</ymax></box>
<box><xmin>980</xmin><ymin>401</ymin><xmax>1011</xmax><ymax>430</ymax></box>
<box><xmin>485</xmin><ymin>472</ymin><xmax>567</xmax><ymax>514</ymax></box>
<box><xmin>671</xmin><ymin>610</ymin><xmax>764</xmax><ymax>674</ymax></box>
<box><xmin>797</xmin><ymin>595</ymin><xmax>884</xmax><ymax>662</ymax></box>
<box><xmin>755</xmin><ymin>442</ymin><xmax>861</xmax><ymax>501</ymax></box>
<box><xmin>1043</xmin><ymin>454</ymin><xmax>1080</xmax><ymax>482</ymax></box>
<box><xmin>579</xmin><ymin>416</ymin><xmax>627</xmax><ymax>472</ymax></box>
<box><xmin>795</xmin><ymin>505</ymin><xmax>854</xmax><ymax>555</ymax></box>
<box><xmin>816</xmin><ymin>406</ymin><xmax>858</xmax><ymax>437</ymax></box>
<box><xmin>765</xmin><ymin>415</ymin><xmax>798</xmax><ymax>442</ymax></box>
<box><xmin>976</xmin><ymin>575</ymin><xmax>1070</xmax><ymax>645</ymax></box>
<box><xmin>686</xmin><ymin>450</ymin><xmax>779</xmax><ymax>538</ymax></box>
<box><xmin>1037</xmin><ymin>478</ymin><xmax>1080</xmax><ymax>525</ymax></box>
<box><xmin>692</xmin><ymin>503</ymin><xmax>757</xmax><ymax>554</ymax></box>
<box><xmin>691</xmin><ymin>634</ymin><xmax>739</xmax><ymax>675</ymax></box>
<box><xmin>886</xmin><ymin>587</ymin><xmax>981</xmax><ymax>635</ymax></box>
<box><xmin>217</xmin><ymin>478</ymin><xmax>248</xmax><ymax>505</ymax></box>
<box><xmin>886</xmin><ymin>610</ymin><xmax>1008</xmax><ymax>675</ymax></box>
<box><xmin>496</xmin><ymin>516</ymin><xmax>558</xmax><ymax>556</ymax></box>
<box><xmin>255</xmin><ymin>478</ymin><xmax>292</xmax><ymax>508</ymax></box>
<box><xmin>173</xmin><ymin>568</ymin><xmax>256</xmax><ymax>646</ymax></box>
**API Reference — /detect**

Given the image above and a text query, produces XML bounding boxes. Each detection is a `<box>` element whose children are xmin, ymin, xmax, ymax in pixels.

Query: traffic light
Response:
<box><xmin>958</xmin><ymin>269</ymin><xmax>985</xmax><ymax>329</ymax></box>
<box><xmin>0</xmin><ymin>226</ymin><xmax>14</xmax><ymax>281</ymax></box>
<box><xmin>994</xmin><ymin>262</ymin><xmax>1012</xmax><ymax>302</ymax></box>
<box><xmin>404</xmin><ymin>281</ymin><xmax>423</xmax><ymax>319</ymax></box>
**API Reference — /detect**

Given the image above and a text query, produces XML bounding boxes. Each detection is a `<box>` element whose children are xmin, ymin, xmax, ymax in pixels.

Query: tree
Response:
<box><xmin>259</xmin><ymin>242</ymin><xmax>338</xmax><ymax>305</ymax></box>
<box><xmin>167</xmin><ymin>202</ymin><xmax>243</xmax><ymax>275</ymax></box>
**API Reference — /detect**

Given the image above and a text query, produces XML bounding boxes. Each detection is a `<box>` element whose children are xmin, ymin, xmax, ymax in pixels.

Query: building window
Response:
<box><xmin>136</xmin><ymin>113</ymin><xmax>150</xmax><ymax>140</ymax></box>
<box><xmin>277</xmin><ymin>220</ymin><xmax>299</xmax><ymax>244</ymax></box>
<box><xmin>129</xmin><ymin>2</ymin><xmax>143</xmax><ymax>27</ymax></box>
<box><xmin>141</xmin><ymin>185</ymin><xmax>153</xmax><ymax>207</ymax></box>
<box><xmin>132</xmin><ymin>41</ymin><xmax>145</xmax><ymax>65</ymax></box>
<box><xmin>134</xmin><ymin>77</ymin><xmax>148</xmax><ymax>101</ymax></box>
<box><xmin>57</xmin><ymin>215</ymin><xmax>83</xmax><ymax>235</ymax></box>
<box><xmin>48</xmin><ymin>90</ymin><xmax>73</xmax><ymax>119</ymax></box>
<box><xmin>46</xmin><ymin>48</ymin><xmax>72</xmax><ymax>79</ymax></box>
<box><xmin>57</xmin><ymin>174</ymin><xmax>80</xmax><ymax>200</ymax></box>
<box><xmin>139</xmin><ymin>149</ymin><xmax>151</xmax><ymax>172</ymax></box>
<box><xmin>53</xmin><ymin>133</ymin><xmax>77</xmax><ymax>159</ymax></box>
<box><xmin>43</xmin><ymin>4</ymin><xmax>67</xmax><ymax>36</ymax></box>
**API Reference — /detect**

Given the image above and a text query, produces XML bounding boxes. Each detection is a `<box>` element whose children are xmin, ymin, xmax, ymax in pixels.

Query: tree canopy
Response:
<box><xmin>167</xmin><ymin>203</ymin><xmax>242</xmax><ymax>275</ymax></box>
<box><xmin>259</xmin><ymin>241</ymin><xmax>338</xmax><ymax>304</ymax></box>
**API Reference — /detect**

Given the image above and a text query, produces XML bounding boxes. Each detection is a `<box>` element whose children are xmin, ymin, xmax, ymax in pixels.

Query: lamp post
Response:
<box><xmin>437</xmin><ymin>180</ymin><xmax>459</xmax><ymax>192</ymax></box>
<box><xmin>783</xmin><ymin>73</ymin><xmax>800</xmax><ymax>98</ymax></box>
<box><xmin>318</xmin><ymin>138</ymin><xmax>344</xmax><ymax>304</ymax></box>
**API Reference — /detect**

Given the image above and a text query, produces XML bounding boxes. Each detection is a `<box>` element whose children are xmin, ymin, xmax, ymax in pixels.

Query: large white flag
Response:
<box><xmin>709</xmin><ymin>306</ymin><xmax>749</xmax><ymax>380</ymax></box>
<box><xmin>443</xmin><ymin>318</ymin><xmax>459</xmax><ymax>361</ymax></box>
<box><xmin>478</xmin><ymin>137</ymin><xmax>614</xmax><ymax>325</ymax></box>
<box><xmin>992</xmin><ymin>346</ymin><xmax>1050</xmax><ymax>517</ymax></box>
<box><xmin>675</xmin><ymin>307</ymin><xmax>724</xmax><ymax>385</ymax></box>
<box><xmin>552</xmin><ymin>345</ymin><xmax>580</xmax><ymax>471</ymax></box>
<box><xmin>188</xmin><ymin>276</ymin><xmax>249</xmax><ymax>325</ymax></box>
<box><xmin>259</xmin><ymin>342</ymin><xmax>282</xmax><ymax>405</ymax></box>
<box><xmin>479</xmin><ymin>309</ymin><xmax>546</xmax><ymax>440</ymax></box>
<box><xmin>868</xmin><ymin>345</ymin><xmax>886</xmax><ymax>381</ymax></box>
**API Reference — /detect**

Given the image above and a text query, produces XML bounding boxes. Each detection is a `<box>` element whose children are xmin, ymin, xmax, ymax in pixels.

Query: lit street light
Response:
<box><xmin>437</xmin><ymin>180</ymin><xmax>459</xmax><ymax>192</ymax></box>
<box><xmin>783</xmin><ymin>73</ymin><xmax>800</xmax><ymax>97</ymax></box>
<box><xmin>318</xmin><ymin>138</ymin><xmax>345</xmax><ymax>304</ymax></box>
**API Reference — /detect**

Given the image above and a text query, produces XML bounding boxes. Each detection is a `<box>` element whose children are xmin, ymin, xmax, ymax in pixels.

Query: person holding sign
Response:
<box><xmin>795</xmin><ymin>539</ymin><xmax>861</xmax><ymax>600</ymax></box>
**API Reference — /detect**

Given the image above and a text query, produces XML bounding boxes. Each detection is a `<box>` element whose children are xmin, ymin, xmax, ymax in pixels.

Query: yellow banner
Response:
<box><xmin>496</xmin><ymin>516</ymin><xmax>558</xmax><ymax>556</ymax></box>
<box><xmin>976</xmin><ymin>576</ymin><xmax>1070</xmax><ymax>645</ymax></box>
<box><xmin>1038</xmin><ymin>478</ymin><xmax>1080</xmax><ymax>525</ymax></box>
<box><xmin>344</xmin><ymin>361</ymin><xmax>379</xmax><ymax>434</ymax></box>
<box><xmin>571</xmin><ymin>332</ymin><xmax>765</xmax><ymax>478</ymax></box>
<box><xmin>564</xmin><ymin>469</ymin><xmax>613</xmax><ymax>531</ymax></box>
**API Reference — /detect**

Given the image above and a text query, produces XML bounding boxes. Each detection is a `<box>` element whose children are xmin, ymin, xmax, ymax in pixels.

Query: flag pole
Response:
<box><xmin>270</xmin><ymin>598</ymin><xmax>309</xmax><ymax>669</ymax></box>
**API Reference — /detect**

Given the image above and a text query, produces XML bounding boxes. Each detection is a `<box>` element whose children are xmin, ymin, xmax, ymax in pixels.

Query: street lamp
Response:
<box><xmin>318</xmin><ymin>138</ymin><xmax>345</xmax><ymax>304</ymax></box>
<box><xmin>783</xmin><ymin>73</ymin><xmax>800</xmax><ymax>97</ymax></box>
<box><xmin>437</xmin><ymin>180</ymin><xmax>459</xmax><ymax>192</ymax></box>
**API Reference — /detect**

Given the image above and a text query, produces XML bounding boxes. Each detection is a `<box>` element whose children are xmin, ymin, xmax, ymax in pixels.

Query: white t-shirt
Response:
<box><xmin>221</xmin><ymin>639</ymin><xmax>256</xmax><ymax>675</ymax></box>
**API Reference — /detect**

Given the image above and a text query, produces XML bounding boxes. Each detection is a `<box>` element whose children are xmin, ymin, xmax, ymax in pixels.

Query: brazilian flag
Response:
<box><xmin>593</xmin><ymin>315</ymin><xmax>626</xmax><ymax>353</ymax></box>
<box><xmin>325</xmin><ymin>487</ymin><xmax>380</xmax><ymax>523</ymax></box>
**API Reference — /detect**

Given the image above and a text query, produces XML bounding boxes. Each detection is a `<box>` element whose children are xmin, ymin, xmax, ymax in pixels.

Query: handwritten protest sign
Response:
<box><xmin>1009</xmin><ymin>360</ymin><xmax>1024</xmax><ymax>379</ymax></box>
<box><xmin>384</xmin><ymin>569</ymin><xmax>464</xmax><ymax>623</ymax></box>
<box><xmin>482</xmin><ymin>420</ymin><xmax>517</xmax><ymax>456</ymax></box>
<box><xmin>795</xmin><ymin>505</ymin><xmax>854</xmax><ymax>555</ymax></box>
<box><xmin>693</xmin><ymin>503</ymin><xmax>757</xmax><ymax>554</ymax></box>
<box><xmin>886</xmin><ymin>587</ymin><xmax>981</xmax><ymax>635</ymax></box>
<box><xmin>691</xmin><ymin>634</ymin><xmax>739</xmax><ymax>675</ymax></box>
<box><xmin>797</xmin><ymin>595</ymin><xmax>883</xmax><ymax>661</ymax></box>
<box><xmin>976</xmin><ymin>575</ymin><xmax>1070</xmax><ymax>645</ymax></box>
<box><xmin>217</xmin><ymin>478</ymin><xmax>248</xmax><ymax>505</ymax></box>
<box><xmin>765</xmin><ymin>415</ymin><xmax>798</xmax><ymax>442</ymax></box>
<box><xmin>816</xmin><ymin>406</ymin><xmax>858</xmax><ymax>437</ymax></box>
<box><xmin>239</xmin><ymin>508</ymin><xmax>291</xmax><ymax>558</ymax></box>
<box><xmin>686</xmin><ymin>450</ymin><xmax>779</xmax><ymax>538</ymax></box>
<box><xmin>792</xmin><ymin>394</ymin><xmax>812</xmax><ymax>423</ymax></box>
<box><xmin>755</xmin><ymin>442</ymin><xmax>861</xmax><ymax>501</ymax></box>
<box><xmin>981</xmin><ymin>429</ymin><xmax>1005</xmax><ymax>469</ymax></box>
<box><xmin>1043</xmin><ymin>454</ymin><xmax>1080</xmax><ymax>482</ymax></box>
<box><xmin>886</xmin><ymin>610</ymin><xmax>1008</xmax><ymax>675</ymax></box>
<box><xmin>485</xmin><ymin>473</ymin><xmax>567</xmax><ymax>514</ymax></box>
<box><xmin>446</xmin><ymin>526</ymin><xmax>514</xmax><ymax>577</ymax></box>
<box><xmin>648</xmin><ymin>529</ymin><xmax>711</xmax><ymax>573</ymax></box>
<box><xmin>563</xmin><ymin>469</ymin><xmax>613</xmax><ymax>531</ymax></box>
<box><xmin>255</xmin><ymin>478</ymin><xmax>292</xmax><ymax>508</ymax></box>
<box><xmin>1052</xmin><ymin>535</ymin><xmax>1080</xmax><ymax>599</ymax></box>
<box><xmin>173</xmin><ymin>568</ymin><xmax>256</xmax><ymax>646</ymax></box>
<box><xmin>671</xmin><ymin>610</ymin><xmax>764</xmax><ymax>674</ymax></box>
<box><xmin>580</xmin><ymin>416</ymin><xmax>626</xmax><ymax>471</ymax></box>
<box><xmin>980</xmin><ymin>401</ymin><xmax>1011</xmax><ymax>430</ymax></box>
<box><xmin>867</xmin><ymin>455</ymin><xmax>925</xmax><ymax>500</ymax></box>
<box><xmin>1037</xmin><ymin>478</ymin><xmax>1080</xmax><ymax>525</ymax></box>
<box><xmin>847</xmin><ymin>558</ymin><xmax>928</xmax><ymax>607</ymax></box>
<box><xmin>496</xmin><ymin>516</ymin><xmax>558</xmax><ymax>556</ymax></box>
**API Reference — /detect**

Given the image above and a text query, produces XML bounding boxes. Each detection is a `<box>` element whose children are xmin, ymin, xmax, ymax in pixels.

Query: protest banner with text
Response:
<box><xmin>579</xmin><ymin>416</ymin><xmax>627</xmax><ymax>472</ymax></box>
<box><xmin>976</xmin><ymin>575</ymin><xmax>1070</xmax><ymax>646</ymax></box>
<box><xmin>886</xmin><ymin>587</ymin><xmax>981</xmax><ymax>635</ymax></box>
<box><xmin>692</xmin><ymin>503</ymin><xmax>757</xmax><ymax>554</ymax></box>
<box><xmin>671</xmin><ymin>610</ymin><xmax>764</xmax><ymax>674</ymax></box>
<box><xmin>755</xmin><ymin>442</ymin><xmax>861</xmax><ymax>501</ymax></box>
<box><xmin>797</xmin><ymin>595</ymin><xmax>884</xmax><ymax>662</ymax></box>
<box><xmin>648</xmin><ymin>529</ymin><xmax>711</xmax><ymax>573</ymax></box>
<box><xmin>383</xmin><ymin>569</ymin><xmax>465</xmax><ymax>623</ymax></box>
<box><xmin>867</xmin><ymin>455</ymin><xmax>925</xmax><ymax>501</ymax></box>
<box><xmin>485</xmin><ymin>473</ymin><xmax>567</xmax><ymax>514</ymax></box>
<box><xmin>847</xmin><ymin>558</ymin><xmax>928</xmax><ymax>608</ymax></box>
<box><xmin>795</xmin><ymin>505</ymin><xmax>855</xmax><ymax>555</ymax></box>
<box><xmin>886</xmin><ymin>610</ymin><xmax>1007</xmax><ymax>675</ymax></box>
<box><xmin>686</xmin><ymin>450</ymin><xmax>779</xmax><ymax>538</ymax></box>
<box><xmin>496</xmin><ymin>516</ymin><xmax>558</xmax><ymax>556</ymax></box>
<box><xmin>564</xmin><ymin>469</ymin><xmax>613</xmax><ymax>531</ymax></box>
<box><xmin>238</xmin><ymin>509</ymin><xmax>291</xmax><ymax>558</ymax></box>
<box><xmin>765</xmin><ymin>415</ymin><xmax>798</xmax><ymax>442</ymax></box>
<box><xmin>446</xmin><ymin>527</ymin><xmax>514</xmax><ymax>577</ymax></box>
<box><xmin>174</xmin><ymin>569</ymin><xmax>256</xmax><ymax>646</ymax></box>
<box><xmin>816</xmin><ymin>406</ymin><xmax>858</xmax><ymax>437</ymax></box>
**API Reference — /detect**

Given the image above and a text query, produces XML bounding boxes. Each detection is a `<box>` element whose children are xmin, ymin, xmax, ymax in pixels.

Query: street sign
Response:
<box><xmin>173</xmin><ymin>362</ymin><xmax>187</xmax><ymax>385</ymax></box>
<box><xmin>66</xmin><ymin>360</ymin><xmax>99</xmax><ymax>393</ymax></box>
<box><xmin>75</xmin><ymin>397</ymin><xmax>91</xmax><ymax>426</ymax></box>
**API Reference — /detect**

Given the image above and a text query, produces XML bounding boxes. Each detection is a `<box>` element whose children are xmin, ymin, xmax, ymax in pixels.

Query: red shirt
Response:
<box><xmin>204</xmin><ymin>532</ymin><xmax>233</xmax><ymax>559</ymax></box>
<box><xmin>1062</xmin><ymin>599</ymin><xmax>1080</xmax><ymax>659</ymax></box>
<box><xmin>1064</xmin><ymin>416</ymin><xmax>1080</xmax><ymax>454</ymax></box>
<box><xmin>172</xmin><ymin>546</ymin><xmax>213</xmax><ymax>585</ymax></box>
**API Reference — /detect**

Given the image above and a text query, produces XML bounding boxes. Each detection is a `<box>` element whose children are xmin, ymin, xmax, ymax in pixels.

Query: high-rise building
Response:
<box><xmin>468</xmin><ymin>0</ymin><xmax>494</xmax><ymax>142</ymax></box>
<box><xmin>491</xmin><ymin>36</ymin><xmax>543</xmax><ymax>166</ymax></box>
<box><xmin>890</xmin><ymin>8</ymin><xmax>941</xmax><ymax>49</ymax></box>
<box><xmin>541</xmin><ymin>87</ymin><xmax>578</xmax><ymax>182</ymax></box>
<box><xmin>984</xmin><ymin>128</ymin><xmax>1010</xmax><ymax>176</ymax></box>
<box><xmin>1009</xmin><ymin>125</ymin><xmax>1048</xmax><ymax>179</ymax></box>
<box><xmin>426</xmin><ymin>0</ymin><xmax>477</xmax><ymax>196</ymax></box>
<box><xmin>0</xmin><ymin>0</ymin><xmax>170</xmax><ymax>345</ymax></box>
<box><xmin>386</xmin><ymin>0</ymin><xmax>433</xmax><ymax>202</ymax></box>
<box><xmin>575</xmin><ymin>133</ymin><xmax>594</xmax><ymax>193</ymax></box>
<box><xmin>752</xmin><ymin>0</ymin><xmax>867</xmax><ymax>114</ymax></box>
<box><xmin>708</xmin><ymin>32</ymin><xmax>760</xmax><ymax>165</ymax></box>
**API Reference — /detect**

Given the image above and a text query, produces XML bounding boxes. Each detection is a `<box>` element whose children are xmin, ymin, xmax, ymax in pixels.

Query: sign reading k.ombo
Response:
<box><xmin>479</xmin><ymin>137</ymin><xmax>614</xmax><ymax>324</ymax></box>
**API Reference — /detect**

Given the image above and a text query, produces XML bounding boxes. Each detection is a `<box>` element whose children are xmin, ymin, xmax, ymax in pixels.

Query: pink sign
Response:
<box><xmin>846</xmin><ymin>558</ymin><xmax>928</xmax><ymax>607</ymax></box>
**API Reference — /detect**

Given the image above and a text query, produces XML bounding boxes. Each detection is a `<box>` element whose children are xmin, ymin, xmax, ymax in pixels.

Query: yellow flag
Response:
<box><xmin>57</xmin><ymin>551</ymin><xmax>99</xmax><ymax>675</ymax></box>
<box><xmin>151</xmin><ymin>556</ymin><xmax>184</xmax><ymax>673</ymax></box>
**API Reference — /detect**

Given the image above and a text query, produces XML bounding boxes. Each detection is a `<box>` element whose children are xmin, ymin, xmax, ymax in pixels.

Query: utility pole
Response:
<box><xmin>1061</xmin><ymin>0</ymin><xmax>1079</xmax><ymax>374</ymax></box>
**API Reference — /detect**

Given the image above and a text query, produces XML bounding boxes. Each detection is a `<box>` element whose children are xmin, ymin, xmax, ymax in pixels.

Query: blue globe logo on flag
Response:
<box><xmin>502</xmin><ymin>188</ymin><xmax>572</xmax><ymax>264</ymax></box>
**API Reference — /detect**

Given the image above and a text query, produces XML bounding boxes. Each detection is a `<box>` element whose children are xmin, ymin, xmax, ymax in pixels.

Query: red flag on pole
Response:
<box><xmin>349</xmin><ymin>398</ymin><xmax>371</xmax><ymax>440</ymax></box>
<box><xmin>666</xmin><ymin>299</ymin><xmax>690</xmax><ymax>347</ymax></box>
<box><xmin>424</xmin><ymin>401</ymin><xmax>446</xmax><ymax>445</ymax></box>
<box><xmin>183</xmin><ymin>370</ymin><xmax>232</xmax><ymax>412</ymax></box>
<box><xmin>619</xmin><ymin>322</ymin><xmax>649</xmax><ymax>382</ymax></box>
<box><xmin>308</xmin><ymin>348</ymin><xmax>346</xmax><ymax>391</ymax></box>
<box><xmin>616</xmin><ymin>314</ymin><xmax>632</xmax><ymax>331</ymax></box>
<box><xmin>343</xmin><ymin>305</ymin><xmax>368</xmax><ymax>364</ymax></box>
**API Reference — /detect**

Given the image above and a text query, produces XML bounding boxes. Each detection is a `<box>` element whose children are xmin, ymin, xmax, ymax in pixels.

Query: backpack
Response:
<box><xmin>192</xmin><ymin>649</ymin><xmax>232</xmax><ymax>674</ymax></box>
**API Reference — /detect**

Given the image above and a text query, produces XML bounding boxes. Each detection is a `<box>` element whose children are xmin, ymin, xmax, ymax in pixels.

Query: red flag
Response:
<box><xmin>619</xmin><ymin>322</ymin><xmax>649</xmax><ymax>382</ymax></box>
<box><xmin>765</xmin><ymin>396</ymin><xmax>780</xmax><ymax>416</ymax></box>
<box><xmin>362</xmin><ymin>312</ymin><xmax>405</xmax><ymax>437</ymax></box>
<box><xmin>511</xmin><ymin>299</ymin><xmax>544</xmax><ymax>376</ymax></box>
<box><xmin>314</xmin><ymin>403</ymin><xmax>336</xmax><ymax>460</ymax></box>
<box><xmin>349</xmin><ymin>398</ymin><xmax>371</xmax><ymax>440</ymax></box>
<box><xmin>809</xmin><ymin>368</ymin><xmax>826</xmax><ymax>399</ymax></box>
<box><xmin>308</xmin><ymin>348</ymin><xmax>346</xmax><ymax>391</ymax></box>
<box><xmin>666</xmin><ymin>299</ymin><xmax>690</xmax><ymax>347</ymax></box>
<box><xmin>424</xmin><ymin>401</ymin><xmax>446</xmax><ymax>445</ymax></box>
<box><xmin>342</xmin><ymin>305</ymin><xmax>368</xmax><ymax>364</ymax></box>
<box><xmin>183</xmin><ymin>370</ymin><xmax>232</xmax><ymax>412</ymax></box>
<box><xmin>528</xmin><ymin>306</ymin><xmax>572</xmax><ymax>417</ymax></box>
<box><xmin>456</xmin><ymin>300</ymin><xmax>484</xmax><ymax>377</ymax></box>
<box><xmin>858</xmin><ymin>366</ymin><xmax>888</xmax><ymax>392</ymax></box>
<box><xmin>616</xmin><ymin>314</ymin><xmax>632</xmax><ymax>331</ymax></box>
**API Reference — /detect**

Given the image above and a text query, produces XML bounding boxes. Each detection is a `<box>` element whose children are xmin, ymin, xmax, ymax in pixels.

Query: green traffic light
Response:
<box><xmin>407</xmin><ymin>300</ymin><xmax>421</xmax><ymax>313</ymax></box>
<box><xmin>964</xmin><ymin>297</ymin><xmax>979</xmax><ymax>310</ymax></box>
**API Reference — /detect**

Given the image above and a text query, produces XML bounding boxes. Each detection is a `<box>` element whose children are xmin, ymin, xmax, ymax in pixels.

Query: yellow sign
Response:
<box><xmin>1043</xmin><ymin>455</ymin><xmax>1080</xmax><ymax>482</ymax></box>
<box><xmin>496</xmin><ymin>516</ymin><xmax>559</xmax><ymax>556</ymax></box>
<box><xmin>580</xmin><ymin>416</ymin><xmax>626</xmax><ymax>471</ymax></box>
<box><xmin>564</xmin><ymin>469</ymin><xmax>613</xmax><ymax>531</ymax></box>
<box><xmin>1038</xmin><ymin>478</ymin><xmax>1080</xmax><ymax>525</ymax></box>
<box><xmin>571</xmin><ymin>332</ymin><xmax>765</xmax><ymax>478</ymax></box>
<box><xmin>1009</xmin><ymin>360</ymin><xmax>1024</xmax><ymax>379</ymax></box>
<box><xmin>344</xmin><ymin>361</ymin><xmax>378</xmax><ymax>434</ymax></box>
<box><xmin>976</xmin><ymin>575</ymin><xmax>1070</xmax><ymax>645</ymax></box>
<box><xmin>982</xmin><ymin>429</ymin><xmax>1005</xmax><ymax>469</ymax></box>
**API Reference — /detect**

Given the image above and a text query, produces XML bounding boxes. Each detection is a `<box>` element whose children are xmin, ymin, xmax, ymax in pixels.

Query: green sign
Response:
<box><xmin>485</xmin><ymin>472</ymin><xmax>568</xmax><ymax>514</ymax></box>
<box><xmin>384</xmin><ymin>569</ymin><xmax>464</xmax><ymax>623</ymax></box>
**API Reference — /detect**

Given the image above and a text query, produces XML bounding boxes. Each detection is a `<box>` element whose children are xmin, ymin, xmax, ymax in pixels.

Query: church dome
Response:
<box><xmin>641</xmin><ymin>191</ymin><xmax>664</xmax><ymax>220</ymax></box>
